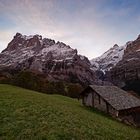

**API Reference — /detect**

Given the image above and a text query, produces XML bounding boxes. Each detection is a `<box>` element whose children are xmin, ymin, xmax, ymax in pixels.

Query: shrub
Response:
<box><xmin>0</xmin><ymin>70</ymin><xmax>84</xmax><ymax>98</ymax></box>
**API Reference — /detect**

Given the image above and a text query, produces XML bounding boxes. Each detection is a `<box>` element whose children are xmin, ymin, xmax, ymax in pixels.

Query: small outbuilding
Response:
<box><xmin>80</xmin><ymin>85</ymin><xmax>140</xmax><ymax>126</ymax></box>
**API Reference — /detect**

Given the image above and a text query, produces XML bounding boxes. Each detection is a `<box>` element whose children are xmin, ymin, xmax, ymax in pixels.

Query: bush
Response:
<box><xmin>12</xmin><ymin>71</ymin><xmax>42</xmax><ymax>91</ymax></box>
<box><xmin>44</xmin><ymin>82</ymin><xmax>83</xmax><ymax>98</ymax></box>
<box><xmin>0</xmin><ymin>70</ymin><xmax>84</xmax><ymax>98</ymax></box>
<box><xmin>65</xmin><ymin>83</ymin><xmax>83</xmax><ymax>98</ymax></box>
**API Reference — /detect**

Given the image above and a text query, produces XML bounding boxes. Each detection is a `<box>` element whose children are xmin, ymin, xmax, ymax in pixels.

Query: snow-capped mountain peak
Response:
<box><xmin>0</xmin><ymin>33</ymin><xmax>96</xmax><ymax>85</ymax></box>
<box><xmin>90</xmin><ymin>43</ymin><xmax>127</xmax><ymax>72</ymax></box>
<box><xmin>0</xmin><ymin>33</ymin><xmax>79</xmax><ymax>67</ymax></box>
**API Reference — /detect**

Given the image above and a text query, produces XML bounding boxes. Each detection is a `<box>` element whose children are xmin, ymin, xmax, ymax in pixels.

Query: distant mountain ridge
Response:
<box><xmin>0</xmin><ymin>33</ymin><xmax>96</xmax><ymax>85</ymax></box>
<box><xmin>110</xmin><ymin>35</ymin><xmax>140</xmax><ymax>93</ymax></box>
<box><xmin>90</xmin><ymin>34</ymin><xmax>140</xmax><ymax>94</ymax></box>
<box><xmin>0</xmin><ymin>32</ymin><xmax>140</xmax><ymax>92</ymax></box>
<box><xmin>90</xmin><ymin>43</ymin><xmax>127</xmax><ymax>72</ymax></box>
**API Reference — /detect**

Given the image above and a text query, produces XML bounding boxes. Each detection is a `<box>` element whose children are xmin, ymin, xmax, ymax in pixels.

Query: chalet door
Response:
<box><xmin>86</xmin><ymin>93</ymin><xmax>93</xmax><ymax>107</ymax></box>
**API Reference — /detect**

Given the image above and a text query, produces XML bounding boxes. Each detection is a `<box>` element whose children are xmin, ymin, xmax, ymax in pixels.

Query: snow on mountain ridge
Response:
<box><xmin>0</xmin><ymin>33</ymin><xmax>89</xmax><ymax>69</ymax></box>
<box><xmin>90</xmin><ymin>43</ymin><xmax>127</xmax><ymax>72</ymax></box>
<box><xmin>0</xmin><ymin>33</ymin><xmax>96</xmax><ymax>85</ymax></box>
<box><xmin>15</xmin><ymin>32</ymin><xmax>42</xmax><ymax>40</ymax></box>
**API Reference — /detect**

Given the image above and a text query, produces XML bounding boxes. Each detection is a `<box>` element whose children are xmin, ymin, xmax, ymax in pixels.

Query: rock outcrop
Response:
<box><xmin>110</xmin><ymin>35</ymin><xmax>140</xmax><ymax>93</ymax></box>
<box><xmin>0</xmin><ymin>33</ymin><xmax>96</xmax><ymax>85</ymax></box>
<box><xmin>90</xmin><ymin>44</ymin><xmax>127</xmax><ymax>73</ymax></box>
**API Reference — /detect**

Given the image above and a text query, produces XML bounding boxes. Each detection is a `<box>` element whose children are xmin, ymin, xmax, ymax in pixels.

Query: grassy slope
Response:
<box><xmin>0</xmin><ymin>84</ymin><xmax>139</xmax><ymax>140</ymax></box>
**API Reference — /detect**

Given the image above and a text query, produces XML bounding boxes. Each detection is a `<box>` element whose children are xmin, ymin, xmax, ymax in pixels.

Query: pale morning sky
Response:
<box><xmin>0</xmin><ymin>0</ymin><xmax>140</xmax><ymax>59</ymax></box>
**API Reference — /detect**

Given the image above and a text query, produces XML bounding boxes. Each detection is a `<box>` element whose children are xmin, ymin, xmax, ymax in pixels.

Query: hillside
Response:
<box><xmin>0</xmin><ymin>84</ymin><xmax>139</xmax><ymax>140</ymax></box>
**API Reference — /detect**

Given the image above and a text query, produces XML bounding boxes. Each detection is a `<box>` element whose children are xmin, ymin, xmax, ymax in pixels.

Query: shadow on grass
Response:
<box><xmin>77</xmin><ymin>104</ymin><xmax>123</xmax><ymax>122</ymax></box>
<box><xmin>78</xmin><ymin>105</ymin><xmax>140</xmax><ymax>129</ymax></box>
<box><xmin>83</xmin><ymin>106</ymin><xmax>112</xmax><ymax>118</ymax></box>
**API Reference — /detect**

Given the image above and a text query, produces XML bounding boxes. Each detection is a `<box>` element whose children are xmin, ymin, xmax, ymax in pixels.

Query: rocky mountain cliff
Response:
<box><xmin>0</xmin><ymin>32</ymin><xmax>139</xmax><ymax>92</ymax></box>
<box><xmin>110</xmin><ymin>35</ymin><xmax>140</xmax><ymax>93</ymax></box>
<box><xmin>0</xmin><ymin>33</ymin><xmax>96</xmax><ymax>85</ymax></box>
<box><xmin>90</xmin><ymin>34</ymin><xmax>140</xmax><ymax>94</ymax></box>
<box><xmin>90</xmin><ymin>44</ymin><xmax>127</xmax><ymax>73</ymax></box>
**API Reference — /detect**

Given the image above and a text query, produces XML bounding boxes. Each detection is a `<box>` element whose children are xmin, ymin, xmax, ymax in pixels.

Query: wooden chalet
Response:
<box><xmin>80</xmin><ymin>85</ymin><xmax>140</xmax><ymax>126</ymax></box>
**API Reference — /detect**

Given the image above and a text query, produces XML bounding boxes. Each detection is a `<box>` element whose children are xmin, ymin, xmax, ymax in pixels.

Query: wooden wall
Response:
<box><xmin>118</xmin><ymin>107</ymin><xmax>140</xmax><ymax>126</ymax></box>
<box><xmin>83</xmin><ymin>90</ymin><xmax>118</xmax><ymax>117</ymax></box>
<box><xmin>83</xmin><ymin>93</ymin><xmax>93</xmax><ymax>106</ymax></box>
<box><xmin>82</xmin><ymin>89</ymin><xmax>140</xmax><ymax>127</ymax></box>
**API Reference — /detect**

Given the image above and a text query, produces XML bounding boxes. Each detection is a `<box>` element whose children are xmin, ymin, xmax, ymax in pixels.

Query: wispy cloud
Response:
<box><xmin>0</xmin><ymin>0</ymin><xmax>140</xmax><ymax>58</ymax></box>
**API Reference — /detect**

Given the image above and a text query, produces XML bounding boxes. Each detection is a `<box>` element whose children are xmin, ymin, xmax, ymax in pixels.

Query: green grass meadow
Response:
<box><xmin>0</xmin><ymin>84</ymin><xmax>139</xmax><ymax>140</ymax></box>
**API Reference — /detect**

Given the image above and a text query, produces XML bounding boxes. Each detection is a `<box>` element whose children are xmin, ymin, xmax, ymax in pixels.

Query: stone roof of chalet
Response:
<box><xmin>85</xmin><ymin>85</ymin><xmax>140</xmax><ymax>110</ymax></box>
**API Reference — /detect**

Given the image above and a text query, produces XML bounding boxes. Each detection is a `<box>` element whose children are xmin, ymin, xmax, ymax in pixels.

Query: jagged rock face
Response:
<box><xmin>110</xmin><ymin>35</ymin><xmax>140</xmax><ymax>93</ymax></box>
<box><xmin>90</xmin><ymin>44</ymin><xmax>127</xmax><ymax>73</ymax></box>
<box><xmin>0</xmin><ymin>33</ymin><xmax>96</xmax><ymax>85</ymax></box>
